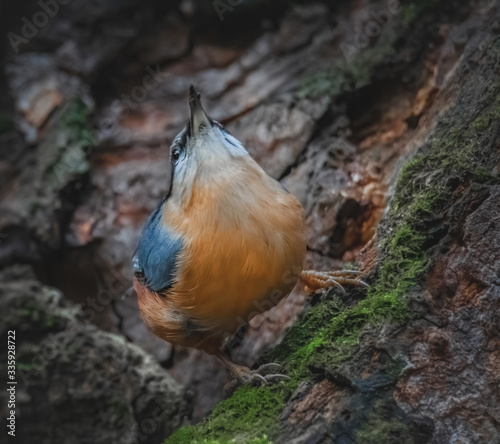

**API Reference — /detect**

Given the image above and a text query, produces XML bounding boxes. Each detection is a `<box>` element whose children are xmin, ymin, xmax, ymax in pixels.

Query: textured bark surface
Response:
<box><xmin>1</xmin><ymin>0</ymin><xmax>499</xmax><ymax>443</ymax></box>
<box><xmin>0</xmin><ymin>266</ymin><xmax>189</xmax><ymax>444</ymax></box>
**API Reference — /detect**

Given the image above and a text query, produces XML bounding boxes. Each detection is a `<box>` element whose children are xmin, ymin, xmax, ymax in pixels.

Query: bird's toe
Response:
<box><xmin>263</xmin><ymin>374</ymin><xmax>290</xmax><ymax>383</ymax></box>
<box><xmin>255</xmin><ymin>362</ymin><xmax>282</xmax><ymax>375</ymax></box>
<box><xmin>223</xmin><ymin>362</ymin><xmax>289</xmax><ymax>395</ymax></box>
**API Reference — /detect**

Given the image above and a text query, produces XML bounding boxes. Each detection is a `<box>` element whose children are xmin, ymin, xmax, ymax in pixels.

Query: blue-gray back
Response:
<box><xmin>133</xmin><ymin>201</ymin><xmax>183</xmax><ymax>292</ymax></box>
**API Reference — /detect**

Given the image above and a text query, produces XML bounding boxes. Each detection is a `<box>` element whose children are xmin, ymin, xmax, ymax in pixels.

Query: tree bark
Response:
<box><xmin>0</xmin><ymin>0</ymin><xmax>499</xmax><ymax>443</ymax></box>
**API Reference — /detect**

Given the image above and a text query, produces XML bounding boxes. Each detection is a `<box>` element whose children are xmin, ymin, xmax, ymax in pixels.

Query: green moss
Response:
<box><xmin>356</xmin><ymin>400</ymin><xmax>413</xmax><ymax>444</ymax></box>
<box><xmin>272</xmin><ymin>268</ymin><xmax>410</xmax><ymax>379</ymax></box>
<box><xmin>473</xmin><ymin>167</ymin><xmax>496</xmax><ymax>183</ymax></box>
<box><xmin>247</xmin><ymin>439</ymin><xmax>272</xmax><ymax>444</ymax></box>
<box><xmin>271</xmin><ymin>206</ymin><xmax>430</xmax><ymax>378</ymax></box>
<box><xmin>45</xmin><ymin>99</ymin><xmax>95</xmax><ymax>186</ymax></box>
<box><xmin>16</xmin><ymin>362</ymin><xmax>36</xmax><ymax>371</ymax></box>
<box><xmin>166</xmin><ymin>437</ymin><xmax>270</xmax><ymax>444</ymax></box>
<box><xmin>472</xmin><ymin>115</ymin><xmax>489</xmax><ymax>131</ymax></box>
<box><xmin>166</xmin><ymin>386</ymin><xmax>289</xmax><ymax>444</ymax></box>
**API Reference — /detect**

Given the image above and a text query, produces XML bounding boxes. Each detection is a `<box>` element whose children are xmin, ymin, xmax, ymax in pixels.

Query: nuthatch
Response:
<box><xmin>133</xmin><ymin>85</ymin><xmax>366</xmax><ymax>388</ymax></box>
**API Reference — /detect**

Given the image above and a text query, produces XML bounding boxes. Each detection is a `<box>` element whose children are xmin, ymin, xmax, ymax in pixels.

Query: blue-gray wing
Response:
<box><xmin>133</xmin><ymin>201</ymin><xmax>183</xmax><ymax>293</ymax></box>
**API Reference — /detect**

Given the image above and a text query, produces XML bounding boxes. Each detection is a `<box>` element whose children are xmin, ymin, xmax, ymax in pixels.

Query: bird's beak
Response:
<box><xmin>188</xmin><ymin>84</ymin><xmax>211</xmax><ymax>135</ymax></box>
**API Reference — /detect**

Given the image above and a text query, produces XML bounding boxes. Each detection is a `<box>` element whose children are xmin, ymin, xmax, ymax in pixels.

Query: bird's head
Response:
<box><xmin>167</xmin><ymin>85</ymin><xmax>248</xmax><ymax>206</ymax></box>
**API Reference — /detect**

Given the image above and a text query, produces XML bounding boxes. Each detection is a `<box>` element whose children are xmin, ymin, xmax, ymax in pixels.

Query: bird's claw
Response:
<box><xmin>260</xmin><ymin>374</ymin><xmax>290</xmax><ymax>384</ymax></box>
<box><xmin>250</xmin><ymin>373</ymin><xmax>268</xmax><ymax>385</ymax></box>
<box><xmin>223</xmin><ymin>362</ymin><xmax>289</xmax><ymax>395</ymax></box>
<box><xmin>254</xmin><ymin>362</ymin><xmax>282</xmax><ymax>375</ymax></box>
<box><xmin>300</xmin><ymin>269</ymin><xmax>370</xmax><ymax>293</ymax></box>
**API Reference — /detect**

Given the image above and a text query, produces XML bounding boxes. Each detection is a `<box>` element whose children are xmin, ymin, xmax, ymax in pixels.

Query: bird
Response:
<box><xmin>133</xmin><ymin>85</ymin><xmax>366</xmax><ymax>390</ymax></box>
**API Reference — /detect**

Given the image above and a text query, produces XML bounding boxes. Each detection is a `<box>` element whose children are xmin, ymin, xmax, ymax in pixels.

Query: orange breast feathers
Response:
<box><xmin>159</xmin><ymin>157</ymin><xmax>307</xmax><ymax>340</ymax></box>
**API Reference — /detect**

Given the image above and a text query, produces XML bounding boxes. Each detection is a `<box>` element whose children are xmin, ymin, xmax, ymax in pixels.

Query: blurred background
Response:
<box><xmin>0</xmin><ymin>0</ymin><xmax>486</xmax><ymax>443</ymax></box>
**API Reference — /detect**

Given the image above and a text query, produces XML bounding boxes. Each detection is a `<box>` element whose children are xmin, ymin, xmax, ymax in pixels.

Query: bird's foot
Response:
<box><xmin>224</xmin><ymin>363</ymin><xmax>289</xmax><ymax>395</ymax></box>
<box><xmin>300</xmin><ymin>269</ymin><xmax>368</xmax><ymax>293</ymax></box>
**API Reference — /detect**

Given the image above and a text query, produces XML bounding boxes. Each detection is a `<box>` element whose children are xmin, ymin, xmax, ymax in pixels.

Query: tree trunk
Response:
<box><xmin>0</xmin><ymin>0</ymin><xmax>499</xmax><ymax>443</ymax></box>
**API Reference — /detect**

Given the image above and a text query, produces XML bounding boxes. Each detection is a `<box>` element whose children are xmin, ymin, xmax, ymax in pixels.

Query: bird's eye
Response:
<box><xmin>171</xmin><ymin>148</ymin><xmax>181</xmax><ymax>162</ymax></box>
